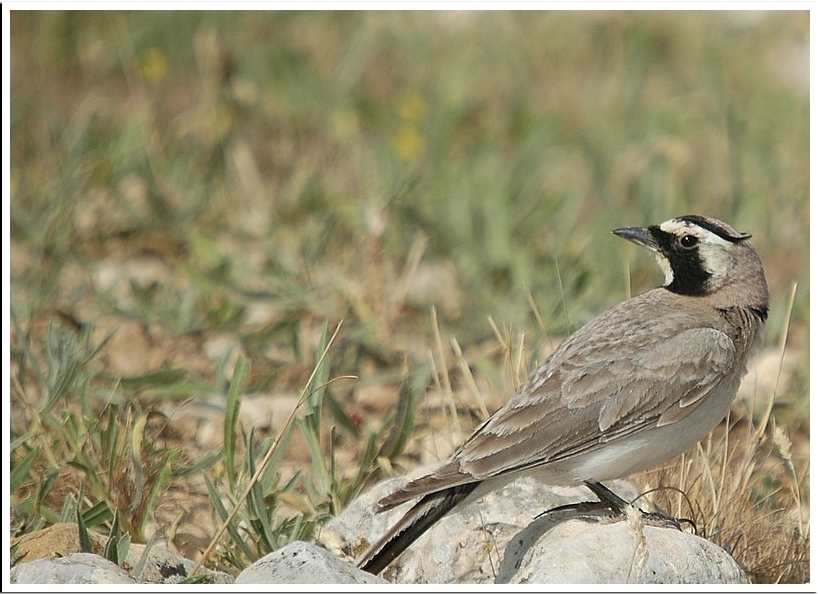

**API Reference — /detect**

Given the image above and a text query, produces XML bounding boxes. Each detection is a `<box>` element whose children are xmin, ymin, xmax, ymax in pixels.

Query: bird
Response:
<box><xmin>358</xmin><ymin>214</ymin><xmax>769</xmax><ymax>575</ymax></box>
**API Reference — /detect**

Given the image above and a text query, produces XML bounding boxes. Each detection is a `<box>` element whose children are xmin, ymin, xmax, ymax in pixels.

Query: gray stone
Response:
<box><xmin>235</xmin><ymin>541</ymin><xmax>387</xmax><ymax>584</ymax></box>
<box><xmin>10</xmin><ymin>552</ymin><xmax>136</xmax><ymax>584</ymax></box>
<box><xmin>123</xmin><ymin>542</ymin><xmax>233</xmax><ymax>584</ymax></box>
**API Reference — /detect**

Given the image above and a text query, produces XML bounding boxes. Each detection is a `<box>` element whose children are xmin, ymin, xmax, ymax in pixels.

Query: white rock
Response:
<box><xmin>498</xmin><ymin>514</ymin><xmax>748</xmax><ymax>584</ymax></box>
<box><xmin>325</xmin><ymin>476</ymin><xmax>748</xmax><ymax>584</ymax></box>
<box><xmin>11</xmin><ymin>552</ymin><xmax>136</xmax><ymax>584</ymax></box>
<box><xmin>235</xmin><ymin>541</ymin><xmax>387</xmax><ymax>584</ymax></box>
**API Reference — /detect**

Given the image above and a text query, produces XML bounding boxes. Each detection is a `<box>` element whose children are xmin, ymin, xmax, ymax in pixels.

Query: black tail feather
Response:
<box><xmin>358</xmin><ymin>482</ymin><xmax>480</xmax><ymax>575</ymax></box>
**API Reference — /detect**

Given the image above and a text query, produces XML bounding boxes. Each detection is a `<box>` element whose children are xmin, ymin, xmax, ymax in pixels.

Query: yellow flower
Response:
<box><xmin>139</xmin><ymin>48</ymin><xmax>168</xmax><ymax>84</ymax></box>
<box><xmin>392</xmin><ymin>92</ymin><xmax>427</xmax><ymax>162</ymax></box>
<box><xmin>392</xmin><ymin>124</ymin><xmax>424</xmax><ymax>163</ymax></box>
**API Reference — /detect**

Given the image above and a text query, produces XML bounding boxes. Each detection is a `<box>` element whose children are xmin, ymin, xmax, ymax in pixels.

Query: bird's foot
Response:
<box><xmin>535</xmin><ymin>480</ymin><xmax>694</xmax><ymax>531</ymax></box>
<box><xmin>585</xmin><ymin>480</ymin><xmax>692</xmax><ymax>530</ymax></box>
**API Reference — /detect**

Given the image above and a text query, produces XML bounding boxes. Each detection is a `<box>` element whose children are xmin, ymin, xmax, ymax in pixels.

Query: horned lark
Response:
<box><xmin>359</xmin><ymin>214</ymin><xmax>769</xmax><ymax>575</ymax></box>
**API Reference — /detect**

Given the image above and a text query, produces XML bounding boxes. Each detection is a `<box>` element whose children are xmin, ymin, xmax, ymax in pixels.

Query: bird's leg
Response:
<box><xmin>584</xmin><ymin>480</ymin><xmax>690</xmax><ymax>530</ymax></box>
<box><xmin>535</xmin><ymin>481</ymin><xmax>693</xmax><ymax>531</ymax></box>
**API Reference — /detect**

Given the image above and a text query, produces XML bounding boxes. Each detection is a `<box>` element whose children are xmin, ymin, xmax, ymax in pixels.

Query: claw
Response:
<box><xmin>534</xmin><ymin>481</ymin><xmax>695</xmax><ymax>531</ymax></box>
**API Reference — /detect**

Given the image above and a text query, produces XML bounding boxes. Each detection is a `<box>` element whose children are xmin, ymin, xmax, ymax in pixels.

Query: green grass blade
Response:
<box><xmin>223</xmin><ymin>356</ymin><xmax>250</xmax><ymax>490</ymax></box>
<box><xmin>82</xmin><ymin>500</ymin><xmax>113</xmax><ymax>528</ymax></box>
<box><xmin>76</xmin><ymin>498</ymin><xmax>92</xmax><ymax>554</ymax></box>
<box><xmin>305</xmin><ymin>322</ymin><xmax>331</xmax><ymax>434</ymax></box>
<box><xmin>298</xmin><ymin>417</ymin><xmax>331</xmax><ymax>501</ymax></box>
<box><xmin>10</xmin><ymin>447</ymin><xmax>38</xmax><ymax>492</ymax></box>
<box><xmin>202</xmin><ymin>474</ymin><xmax>256</xmax><ymax>562</ymax></box>
<box><xmin>245</xmin><ymin>430</ymin><xmax>277</xmax><ymax>553</ymax></box>
<box><xmin>104</xmin><ymin>510</ymin><xmax>122</xmax><ymax>564</ymax></box>
<box><xmin>131</xmin><ymin>535</ymin><xmax>156</xmax><ymax>581</ymax></box>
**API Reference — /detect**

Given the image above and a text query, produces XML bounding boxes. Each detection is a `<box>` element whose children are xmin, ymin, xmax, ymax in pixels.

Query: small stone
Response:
<box><xmin>11</xmin><ymin>552</ymin><xmax>135</xmax><ymax>584</ymax></box>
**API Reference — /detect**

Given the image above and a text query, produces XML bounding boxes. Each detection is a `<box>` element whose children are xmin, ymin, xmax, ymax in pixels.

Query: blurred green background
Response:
<box><xmin>11</xmin><ymin>11</ymin><xmax>808</xmax><ymax>341</ymax></box>
<box><xmin>9</xmin><ymin>10</ymin><xmax>809</xmax><ymax>579</ymax></box>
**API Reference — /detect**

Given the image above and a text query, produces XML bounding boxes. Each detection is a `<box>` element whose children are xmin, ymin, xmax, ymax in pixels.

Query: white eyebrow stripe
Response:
<box><xmin>659</xmin><ymin>219</ymin><xmax>732</xmax><ymax>246</ymax></box>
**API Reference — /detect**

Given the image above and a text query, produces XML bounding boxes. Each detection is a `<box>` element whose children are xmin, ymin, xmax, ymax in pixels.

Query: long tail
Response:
<box><xmin>358</xmin><ymin>482</ymin><xmax>479</xmax><ymax>575</ymax></box>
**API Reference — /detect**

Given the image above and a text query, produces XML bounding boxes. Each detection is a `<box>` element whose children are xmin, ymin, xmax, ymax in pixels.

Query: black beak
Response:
<box><xmin>612</xmin><ymin>226</ymin><xmax>660</xmax><ymax>251</ymax></box>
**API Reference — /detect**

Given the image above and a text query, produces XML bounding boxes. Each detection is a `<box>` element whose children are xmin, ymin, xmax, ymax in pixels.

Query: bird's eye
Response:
<box><xmin>680</xmin><ymin>234</ymin><xmax>699</xmax><ymax>248</ymax></box>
